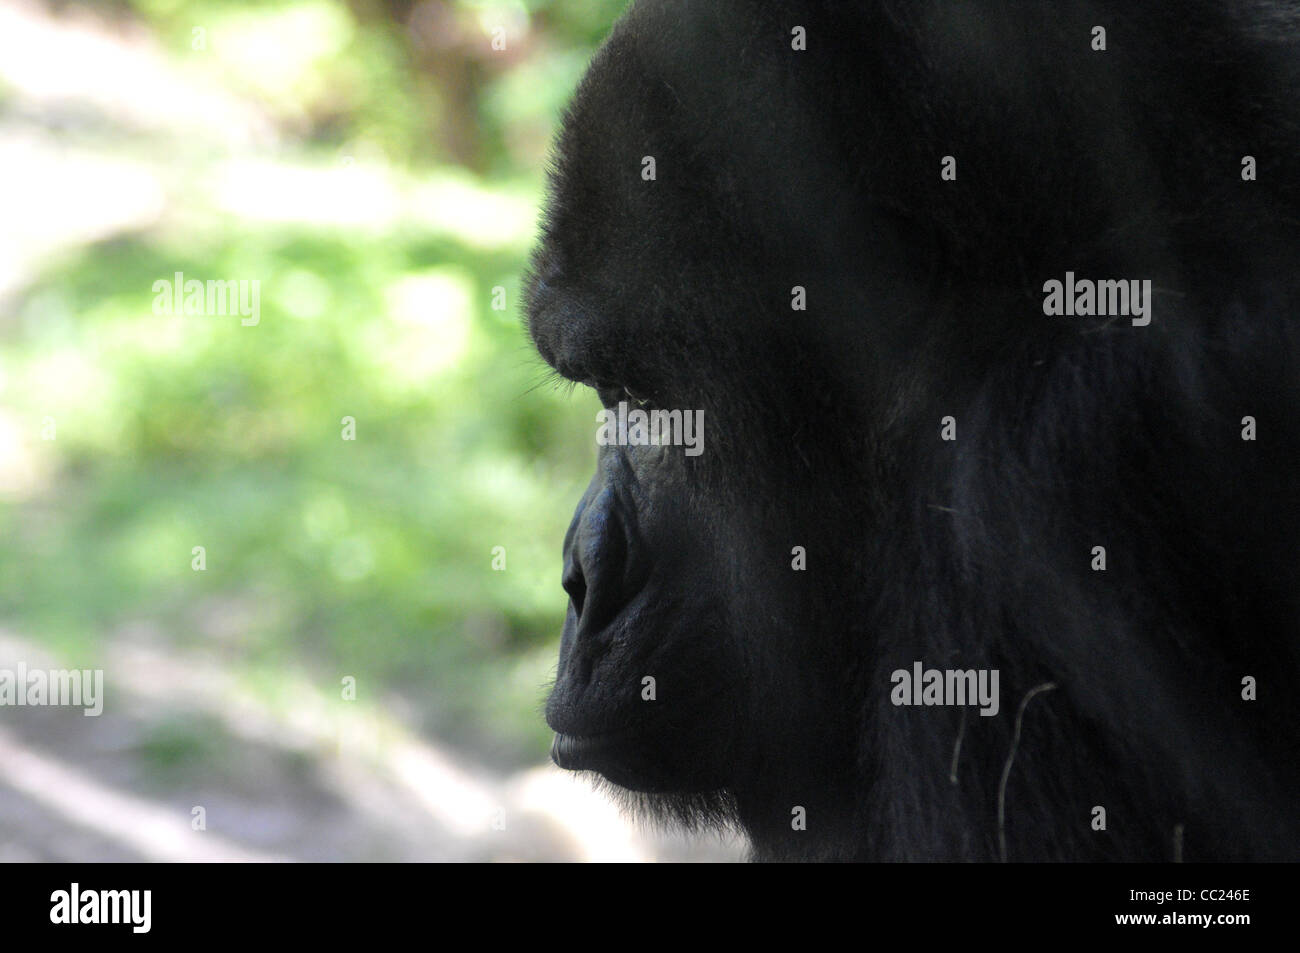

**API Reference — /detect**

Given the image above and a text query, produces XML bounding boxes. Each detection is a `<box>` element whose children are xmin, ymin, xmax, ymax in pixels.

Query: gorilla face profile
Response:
<box><xmin>526</xmin><ymin>0</ymin><xmax>1300</xmax><ymax>861</ymax></box>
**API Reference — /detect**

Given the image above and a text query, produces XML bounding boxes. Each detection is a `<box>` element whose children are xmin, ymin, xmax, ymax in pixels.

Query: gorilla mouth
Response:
<box><xmin>550</xmin><ymin>730</ymin><xmax>635</xmax><ymax>771</ymax></box>
<box><xmin>550</xmin><ymin>729</ymin><xmax>688</xmax><ymax>793</ymax></box>
<box><xmin>548</xmin><ymin>733</ymin><xmax>618</xmax><ymax>769</ymax></box>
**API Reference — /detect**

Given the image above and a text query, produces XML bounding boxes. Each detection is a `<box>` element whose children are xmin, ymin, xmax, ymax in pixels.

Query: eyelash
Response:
<box><xmin>537</xmin><ymin>366</ymin><xmax>652</xmax><ymax>407</ymax></box>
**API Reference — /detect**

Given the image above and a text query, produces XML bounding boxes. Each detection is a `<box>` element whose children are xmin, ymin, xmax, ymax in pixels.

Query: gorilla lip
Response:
<box><xmin>550</xmin><ymin>730</ymin><xmax>691</xmax><ymax>794</ymax></box>
<box><xmin>550</xmin><ymin>731</ymin><xmax>634</xmax><ymax>771</ymax></box>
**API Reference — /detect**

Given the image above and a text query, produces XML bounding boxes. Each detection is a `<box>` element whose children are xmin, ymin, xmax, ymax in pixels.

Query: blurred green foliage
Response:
<box><xmin>0</xmin><ymin>0</ymin><xmax>621</xmax><ymax>765</ymax></box>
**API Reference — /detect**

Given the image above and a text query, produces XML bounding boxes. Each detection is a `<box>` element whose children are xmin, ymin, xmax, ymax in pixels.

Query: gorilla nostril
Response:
<box><xmin>560</xmin><ymin>480</ymin><xmax>641</xmax><ymax>638</ymax></box>
<box><xmin>562</xmin><ymin>561</ymin><xmax>587</xmax><ymax>617</ymax></box>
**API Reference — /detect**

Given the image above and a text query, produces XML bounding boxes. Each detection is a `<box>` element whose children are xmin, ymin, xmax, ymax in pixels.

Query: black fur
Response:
<box><xmin>525</xmin><ymin>0</ymin><xmax>1300</xmax><ymax>861</ymax></box>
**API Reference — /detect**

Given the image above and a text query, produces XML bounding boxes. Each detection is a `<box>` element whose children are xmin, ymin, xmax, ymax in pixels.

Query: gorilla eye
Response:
<box><xmin>623</xmin><ymin>386</ymin><xmax>651</xmax><ymax>407</ymax></box>
<box><xmin>590</xmin><ymin>380</ymin><xmax>651</xmax><ymax>407</ymax></box>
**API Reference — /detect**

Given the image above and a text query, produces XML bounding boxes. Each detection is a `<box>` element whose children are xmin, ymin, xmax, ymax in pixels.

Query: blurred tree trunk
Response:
<box><xmin>346</xmin><ymin>0</ymin><xmax>517</xmax><ymax>171</ymax></box>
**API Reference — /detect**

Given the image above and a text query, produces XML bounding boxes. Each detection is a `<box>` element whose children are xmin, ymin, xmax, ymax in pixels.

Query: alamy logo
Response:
<box><xmin>0</xmin><ymin>664</ymin><xmax>103</xmax><ymax>716</ymax></box>
<box><xmin>890</xmin><ymin>661</ymin><xmax>1000</xmax><ymax>716</ymax></box>
<box><xmin>596</xmin><ymin>401</ymin><xmax>704</xmax><ymax>457</ymax></box>
<box><xmin>50</xmin><ymin>884</ymin><xmax>150</xmax><ymax>933</ymax></box>
<box><xmin>152</xmin><ymin>271</ymin><xmax>260</xmax><ymax>326</ymax></box>
<box><xmin>1042</xmin><ymin>271</ymin><xmax>1152</xmax><ymax>326</ymax></box>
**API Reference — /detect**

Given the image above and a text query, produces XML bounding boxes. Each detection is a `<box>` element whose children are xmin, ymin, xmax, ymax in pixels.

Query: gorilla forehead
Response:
<box><xmin>524</xmin><ymin>2</ymin><xmax>950</xmax><ymax>478</ymax></box>
<box><xmin>526</xmin><ymin>1</ymin><xmax>884</xmax><ymax>376</ymax></box>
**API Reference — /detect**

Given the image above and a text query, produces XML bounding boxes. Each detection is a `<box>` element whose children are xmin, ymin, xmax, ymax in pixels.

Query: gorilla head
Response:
<box><xmin>525</xmin><ymin>0</ymin><xmax>1300</xmax><ymax>861</ymax></box>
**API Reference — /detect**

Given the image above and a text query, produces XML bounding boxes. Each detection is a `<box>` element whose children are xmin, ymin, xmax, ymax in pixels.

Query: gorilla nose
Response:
<box><xmin>561</xmin><ymin>480</ymin><xmax>641</xmax><ymax>638</ymax></box>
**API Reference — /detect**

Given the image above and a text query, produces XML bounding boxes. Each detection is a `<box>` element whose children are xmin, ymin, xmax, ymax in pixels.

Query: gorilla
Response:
<box><xmin>524</xmin><ymin>0</ymin><xmax>1300</xmax><ymax>861</ymax></box>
